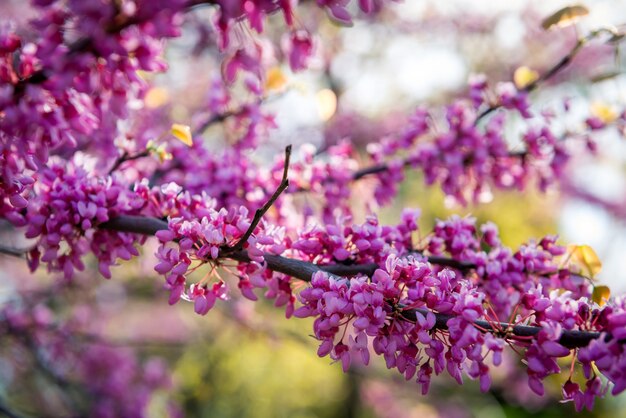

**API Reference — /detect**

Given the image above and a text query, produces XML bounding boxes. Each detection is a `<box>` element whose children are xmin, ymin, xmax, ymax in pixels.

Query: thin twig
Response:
<box><xmin>345</xmin><ymin>151</ymin><xmax>526</xmax><ymax>184</ymax></box>
<box><xmin>226</xmin><ymin>145</ymin><xmax>292</xmax><ymax>253</ymax></box>
<box><xmin>0</xmin><ymin>245</ymin><xmax>28</xmax><ymax>258</ymax></box>
<box><xmin>193</xmin><ymin>103</ymin><xmax>258</xmax><ymax>136</ymax></box>
<box><xmin>99</xmin><ymin>216</ymin><xmax>169</xmax><ymax>236</ymax></box>
<box><xmin>193</xmin><ymin>92</ymin><xmax>286</xmax><ymax>136</ymax></box>
<box><xmin>193</xmin><ymin>108</ymin><xmax>246</xmax><ymax>136</ymax></box>
<box><xmin>400</xmin><ymin>308</ymin><xmax>599</xmax><ymax>349</ymax></box>
<box><xmin>336</xmin><ymin>28</ymin><xmax>625</xmax><ymax>184</ymax></box>
<box><xmin>476</xmin><ymin>27</ymin><xmax>622</xmax><ymax>123</ymax></box>
<box><xmin>107</xmin><ymin>150</ymin><xmax>150</xmax><ymax>175</ymax></box>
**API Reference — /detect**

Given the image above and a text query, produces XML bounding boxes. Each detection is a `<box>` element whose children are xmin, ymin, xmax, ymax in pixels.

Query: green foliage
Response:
<box><xmin>173</xmin><ymin>308</ymin><xmax>350</xmax><ymax>418</ymax></box>
<box><xmin>380</xmin><ymin>174</ymin><xmax>558</xmax><ymax>248</ymax></box>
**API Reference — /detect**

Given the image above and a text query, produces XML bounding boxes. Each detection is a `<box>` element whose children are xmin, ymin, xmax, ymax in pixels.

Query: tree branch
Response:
<box><xmin>99</xmin><ymin>215</ymin><xmax>169</xmax><ymax>235</ymax></box>
<box><xmin>225</xmin><ymin>145</ymin><xmax>291</xmax><ymax>254</ymax></box>
<box><xmin>337</xmin><ymin>149</ymin><xmax>527</xmax><ymax>184</ymax></box>
<box><xmin>0</xmin><ymin>244</ymin><xmax>28</xmax><ymax>258</ymax></box>
<box><xmin>107</xmin><ymin>150</ymin><xmax>150</xmax><ymax>175</ymax></box>
<box><xmin>1</xmin><ymin>213</ymin><xmax>607</xmax><ymax>349</ymax></box>
<box><xmin>223</xmin><ymin>248</ymin><xmax>603</xmax><ymax>349</ymax></box>
<box><xmin>193</xmin><ymin>100</ymin><xmax>260</xmax><ymax>136</ymax></box>
<box><xmin>340</xmin><ymin>27</ymin><xmax>626</xmax><ymax>184</ymax></box>
<box><xmin>476</xmin><ymin>27</ymin><xmax>622</xmax><ymax>122</ymax></box>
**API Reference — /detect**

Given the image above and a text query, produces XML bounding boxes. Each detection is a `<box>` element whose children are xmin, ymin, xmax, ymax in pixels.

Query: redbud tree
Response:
<box><xmin>1</xmin><ymin>1</ymin><xmax>626</xmax><ymax>416</ymax></box>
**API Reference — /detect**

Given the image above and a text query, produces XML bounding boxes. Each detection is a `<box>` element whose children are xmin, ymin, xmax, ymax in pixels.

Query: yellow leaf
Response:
<box><xmin>514</xmin><ymin>66</ymin><xmax>539</xmax><ymax>89</ymax></box>
<box><xmin>568</xmin><ymin>244</ymin><xmax>602</xmax><ymax>278</ymax></box>
<box><xmin>144</xmin><ymin>87</ymin><xmax>169</xmax><ymax>108</ymax></box>
<box><xmin>592</xmin><ymin>285</ymin><xmax>610</xmax><ymax>306</ymax></box>
<box><xmin>316</xmin><ymin>88</ymin><xmax>337</xmax><ymax>122</ymax></box>
<box><xmin>541</xmin><ymin>5</ymin><xmax>589</xmax><ymax>30</ymax></box>
<box><xmin>590</xmin><ymin>102</ymin><xmax>618</xmax><ymax>124</ymax></box>
<box><xmin>171</xmin><ymin>123</ymin><xmax>193</xmax><ymax>147</ymax></box>
<box><xmin>265</xmin><ymin>67</ymin><xmax>288</xmax><ymax>91</ymax></box>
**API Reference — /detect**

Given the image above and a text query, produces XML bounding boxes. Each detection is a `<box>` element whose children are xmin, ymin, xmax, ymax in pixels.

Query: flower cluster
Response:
<box><xmin>0</xmin><ymin>1</ymin><xmax>185</xmax><ymax>223</ymax></box>
<box><xmin>213</xmin><ymin>0</ymin><xmax>382</xmax><ymax>52</ymax></box>
<box><xmin>237</xmin><ymin>262</ymin><xmax>297</xmax><ymax>318</ymax></box>
<box><xmin>16</xmin><ymin>160</ymin><xmax>144</xmax><ymax>279</ymax></box>
<box><xmin>154</xmin><ymin>198</ymin><xmax>286</xmax><ymax>312</ymax></box>
<box><xmin>287</xmin><ymin>76</ymin><xmax>599</xmax><ymax>215</ymax></box>
<box><xmin>293</xmin><ymin>208</ymin><xmax>420</xmax><ymax>265</ymax></box>
<box><xmin>289</xmin><ymin>142</ymin><xmax>359</xmax><ymax>222</ymax></box>
<box><xmin>576</xmin><ymin>297</ymin><xmax>626</xmax><ymax>408</ymax></box>
<box><xmin>162</xmin><ymin>145</ymin><xmax>268</xmax><ymax>209</ymax></box>
<box><xmin>155</xmin><ymin>204</ymin><xmax>253</xmax><ymax>307</ymax></box>
<box><xmin>289</xmin><ymin>248</ymin><xmax>626</xmax><ymax>410</ymax></box>
<box><xmin>363</xmin><ymin>80</ymin><xmax>558</xmax><ymax>205</ymax></box>
<box><xmin>294</xmin><ymin>256</ymin><xmax>504</xmax><ymax>394</ymax></box>
<box><xmin>425</xmin><ymin>216</ymin><xmax>591</xmax><ymax>317</ymax></box>
<box><xmin>1</xmin><ymin>301</ymin><xmax>177</xmax><ymax>418</ymax></box>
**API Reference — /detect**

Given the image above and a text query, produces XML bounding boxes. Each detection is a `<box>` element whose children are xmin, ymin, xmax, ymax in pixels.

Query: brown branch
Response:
<box><xmin>193</xmin><ymin>108</ymin><xmax>242</xmax><ymax>136</ymax></box>
<box><xmin>107</xmin><ymin>150</ymin><xmax>150</xmax><ymax>175</ymax></box>
<box><xmin>0</xmin><ymin>212</ymin><xmax>608</xmax><ymax>349</ymax></box>
<box><xmin>92</xmin><ymin>214</ymin><xmax>608</xmax><ymax>349</ymax></box>
<box><xmin>349</xmin><ymin>151</ymin><xmax>527</xmax><ymax>184</ymax></box>
<box><xmin>224</xmin><ymin>248</ymin><xmax>603</xmax><ymax>349</ymax></box>
<box><xmin>99</xmin><ymin>215</ymin><xmax>169</xmax><ymax>235</ymax></box>
<box><xmin>225</xmin><ymin>145</ymin><xmax>291</xmax><ymax>254</ymax></box>
<box><xmin>0</xmin><ymin>244</ymin><xmax>28</xmax><ymax>258</ymax></box>
<box><xmin>194</xmin><ymin>100</ymin><xmax>260</xmax><ymax>136</ymax></box>
<box><xmin>476</xmin><ymin>27</ymin><xmax>622</xmax><ymax>123</ymax></box>
<box><xmin>193</xmin><ymin>91</ymin><xmax>286</xmax><ymax>136</ymax></box>
<box><xmin>401</xmin><ymin>308</ymin><xmax>600</xmax><ymax>349</ymax></box>
<box><xmin>318</xmin><ymin>254</ymin><xmax>475</xmax><ymax>277</ymax></box>
<box><xmin>352</xmin><ymin>162</ymin><xmax>400</xmax><ymax>181</ymax></box>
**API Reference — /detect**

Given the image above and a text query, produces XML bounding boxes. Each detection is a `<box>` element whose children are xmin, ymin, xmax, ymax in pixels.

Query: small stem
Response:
<box><xmin>193</xmin><ymin>105</ymin><xmax>254</xmax><ymax>136</ymax></box>
<box><xmin>225</xmin><ymin>145</ymin><xmax>292</xmax><ymax>254</ymax></box>
<box><xmin>476</xmin><ymin>27</ymin><xmax>621</xmax><ymax>123</ymax></box>
<box><xmin>0</xmin><ymin>244</ymin><xmax>28</xmax><ymax>258</ymax></box>
<box><xmin>107</xmin><ymin>150</ymin><xmax>150</xmax><ymax>175</ymax></box>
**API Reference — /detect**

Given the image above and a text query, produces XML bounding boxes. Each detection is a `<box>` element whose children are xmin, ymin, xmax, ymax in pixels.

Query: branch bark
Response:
<box><xmin>97</xmin><ymin>214</ymin><xmax>608</xmax><ymax>350</ymax></box>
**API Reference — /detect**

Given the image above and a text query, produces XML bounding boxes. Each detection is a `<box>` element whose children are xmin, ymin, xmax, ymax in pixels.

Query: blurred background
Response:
<box><xmin>2</xmin><ymin>0</ymin><xmax>626</xmax><ymax>417</ymax></box>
